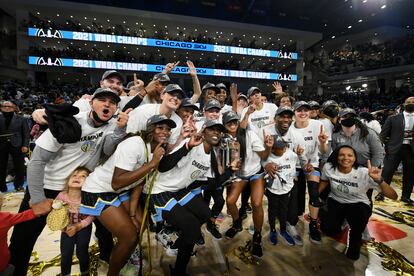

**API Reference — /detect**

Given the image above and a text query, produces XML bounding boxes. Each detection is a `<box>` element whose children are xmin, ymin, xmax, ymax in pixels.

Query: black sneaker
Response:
<box><xmin>401</xmin><ymin>197</ymin><xmax>414</xmax><ymax>205</ymax></box>
<box><xmin>309</xmin><ymin>221</ymin><xmax>322</xmax><ymax>244</ymax></box>
<box><xmin>345</xmin><ymin>243</ymin><xmax>361</xmax><ymax>260</ymax></box>
<box><xmin>196</xmin><ymin>233</ymin><xmax>205</xmax><ymax>247</ymax></box>
<box><xmin>239</xmin><ymin>210</ymin><xmax>248</xmax><ymax>221</ymax></box>
<box><xmin>375</xmin><ymin>193</ymin><xmax>384</xmax><ymax>201</ymax></box>
<box><xmin>207</xmin><ymin>221</ymin><xmax>222</xmax><ymax>240</ymax></box>
<box><xmin>252</xmin><ymin>233</ymin><xmax>263</xmax><ymax>258</ymax></box>
<box><xmin>225</xmin><ymin>224</ymin><xmax>243</xmax><ymax>239</ymax></box>
<box><xmin>245</xmin><ymin>203</ymin><xmax>252</xmax><ymax>214</ymax></box>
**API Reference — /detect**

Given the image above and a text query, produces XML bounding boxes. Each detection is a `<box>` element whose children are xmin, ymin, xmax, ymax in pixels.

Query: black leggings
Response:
<box><xmin>265</xmin><ymin>190</ymin><xmax>290</xmax><ymax>232</ymax></box>
<box><xmin>60</xmin><ymin>225</ymin><xmax>92</xmax><ymax>275</ymax></box>
<box><xmin>320</xmin><ymin>198</ymin><xmax>371</xmax><ymax>249</ymax></box>
<box><xmin>162</xmin><ymin>195</ymin><xmax>210</xmax><ymax>274</ymax></box>
<box><xmin>203</xmin><ymin>188</ymin><xmax>225</xmax><ymax>218</ymax></box>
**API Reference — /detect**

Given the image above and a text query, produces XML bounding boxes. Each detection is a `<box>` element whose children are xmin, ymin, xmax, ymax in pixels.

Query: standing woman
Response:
<box><xmin>332</xmin><ymin>108</ymin><xmax>384</xmax><ymax>168</ymax></box>
<box><xmin>223</xmin><ymin>111</ymin><xmax>273</xmax><ymax>258</ymax></box>
<box><xmin>291</xmin><ymin>101</ymin><xmax>328</xmax><ymax>244</ymax></box>
<box><xmin>80</xmin><ymin>115</ymin><xmax>172</xmax><ymax>276</ymax></box>
<box><xmin>319</xmin><ymin>145</ymin><xmax>397</xmax><ymax>260</ymax></box>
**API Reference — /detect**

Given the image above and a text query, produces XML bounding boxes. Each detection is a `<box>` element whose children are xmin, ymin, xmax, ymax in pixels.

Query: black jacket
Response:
<box><xmin>0</xmin><ymin>112</ymin><xmax>30</xmax><ymax>149</ymax></box>
<box><xmin>380</xmin><ymin>113</ymin><xmax>414</xmax><ymax>155</ymax></box>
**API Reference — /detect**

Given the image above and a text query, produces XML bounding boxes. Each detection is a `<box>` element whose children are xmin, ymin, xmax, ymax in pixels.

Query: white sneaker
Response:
<box><xmin>5</xmin><ymin>175</ymin><xmax>14</xmax><ymax>183</ymax></box>
<box><xmin>248</xmin><ymin>224</ymin><xmax>254</xmax><ymax>235</ymax></box>
<box><xmin>156</xmin><ymin>229</ymin><xmax>172</xmax><ymax>249</ymax></box>
<box><xmin>361</xmin><ymin>225</ymin><xmax>372</xmax><ymax>241</ymax></box>
<box><xmin>165</xmin><ymin>242</ymin><xmax>178</xmax><ymax>256</ymax></box>
<box><xmin>286</xmin><ymin>224</ymin><xmax>303</xmax><ymax>246</ymax></box>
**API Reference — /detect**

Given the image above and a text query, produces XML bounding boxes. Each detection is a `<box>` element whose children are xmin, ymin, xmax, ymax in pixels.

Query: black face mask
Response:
<box><xmin>2</xmin><ymin>111</ymin><xmax>14</xmax><ymax>118</ymax></box>
<box><xmin>341</xmin><ymin>117</ymin><xmax>356</xmax><ymax>128</ymax></box>
<box><xmin>92</xmin><ymin>110</ymin><xmax>109</xmax><ymax>125</ymax></box>
<box><xmin>324</xmin><ymin>106</ymin><xmax>339</xmax><ymax>118</ymax></box>
<box><xmin>405</xmin><ymin>104</ymin><xmax>414</xmax><ymax>113</ymax></box>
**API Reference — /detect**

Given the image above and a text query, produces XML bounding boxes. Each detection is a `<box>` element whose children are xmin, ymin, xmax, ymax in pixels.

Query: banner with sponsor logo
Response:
<box><xmin>28</xmin><ymin>56</ymin><xmax>298</xmax><ymax>81</ymax></box>
<box><xmin>28</xmin><ymin>28</ymin><xmax>298</xmax><ymax>60</ymax></box>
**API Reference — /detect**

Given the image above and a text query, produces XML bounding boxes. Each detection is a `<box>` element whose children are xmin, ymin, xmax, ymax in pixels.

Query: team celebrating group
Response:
<box><xmin>5</xmin><ymin>60</ymin><xmax>414</xmax><ymax>276</ymax></box>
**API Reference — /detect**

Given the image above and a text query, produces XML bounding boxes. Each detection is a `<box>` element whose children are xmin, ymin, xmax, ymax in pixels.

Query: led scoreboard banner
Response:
<box><xmin>28</xmin><ymin>28</ymin><xmax>298</xmax><ymax>60</ymax></box>
<box><xmin>28</xmin><ymin>56</ymin><xmax>298</xmax><ymax>81</ymax></box>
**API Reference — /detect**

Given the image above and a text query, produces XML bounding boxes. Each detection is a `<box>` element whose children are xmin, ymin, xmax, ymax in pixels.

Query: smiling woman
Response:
<box><xmin>318</xmin><ymin>145</ymin><xmax>397</xmax><ymax>260</ymax></box>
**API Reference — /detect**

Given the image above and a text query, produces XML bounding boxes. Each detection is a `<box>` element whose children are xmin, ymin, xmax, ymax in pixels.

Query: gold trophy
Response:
<box><xmin>221</xmin><ymin>135</ymin><xmax>242</xmax><ymax>186</ymax></box>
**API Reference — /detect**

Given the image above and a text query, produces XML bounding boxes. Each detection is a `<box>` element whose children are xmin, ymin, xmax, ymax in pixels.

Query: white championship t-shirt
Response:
<box><xmin>148</xmin><ymin>142</ymin><xmax>211</xmax><ymax>194</ymax></box>
<box><xmin>126</xmin><ymin>103</ymin><xmax>182</xmax><ymax>144</ymax></box>
<box><xmin>240</xmin><ymin>130</ymin><xmax>265</xmax><ymax>177</ymax></box>
<box><xmin>35</xmin><ymin>111</ymin><xmax>116</xmax><ymax>191</ymax></box>
<box><xmin>82</xmin><ymin>136</ymin><xmax>149</xmax><ymax>193</ymax></box>
<box><xmin>241</xmin><ymin>102</ymin><xmax>278</xmax><ymax>141</ymax></box>
<box><xmin>263</xmin><ymin>149</ymin><xmax>298</xmax><ymax>195</ymax></box>
<box><xmin>321</xmin><ymin>164</ymin><xmax>380</xmax><ymax>206</ymax></box>
<box><xmin>292</xmin><ymin>119</ymin><xmax>322</xmax><ymax>167</ymax></box>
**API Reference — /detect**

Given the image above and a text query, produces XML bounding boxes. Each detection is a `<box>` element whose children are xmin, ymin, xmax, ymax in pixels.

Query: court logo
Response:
<box><xmin>36</xmin><ymin>57</ymin><xmax>63</xmax><ymax>66</ymax></box>
<box><xmin>35</xmin><ymin>29</ymin><xmax>63</xmax><ymax>38</ymax></box>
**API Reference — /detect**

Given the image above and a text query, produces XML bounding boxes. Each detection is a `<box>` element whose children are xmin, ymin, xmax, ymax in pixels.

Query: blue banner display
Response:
<box><xmin>28</xmin><ymin>28</ymin><xmax>298</xmax><ymax>60</ymax></box>
<box><xmin>28</xmin><ymin>56</ymin><xmax>298</xmax><ymax>81</ymax></box>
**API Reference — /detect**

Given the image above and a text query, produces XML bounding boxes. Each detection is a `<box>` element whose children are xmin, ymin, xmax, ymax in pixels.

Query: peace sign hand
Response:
<box><xmin>318</xmin><ymin>124</ymin><xmax>328</xmax><ymax>145</ymax></box>
<box><xmin>367</xmin><ymin>160</ymin><xmax>382</xmax><ymax>183</ymax></box>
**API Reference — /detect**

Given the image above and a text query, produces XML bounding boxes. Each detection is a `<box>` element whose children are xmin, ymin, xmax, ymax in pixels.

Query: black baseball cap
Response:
<box><xmin>238</xmin><ymin>93</ymin><xmax>248</xmax><ymax>101</ymax></box>
<box><xmin>204</xmin><ymin>120</ymin><xmax>226</xmax><ymax>132</ymax></box>
<box><xmin>222</xmin><ymin>111</ymin><xmax>239</xmax><ymax>124</ymax></box>
<box><xmin>153</xmin><ymin>73</ymin><xmax>171</xmax><ymax>83</ymax></box>
<box><xmin>91</xmin><ymin>88</ymin><xmax>121</xmax><ymax>103</ymax></box>
<box><xmin>122</xmin><ymin>81</ymin><xmax>135</xmax><ymax>92</ymax></box>
<box><xmin>202</xmin><ymin>82</ymin><xmax>220</xmax><ymax>93</ymax></box>
<box><xmin>247</xmin><ymin>87</ymin><xmax>261</xmax><ymax>97</ymax></box>
<box><xmin>339</xmin><ymin>108</ymin><xmax>357</xmax><ymax>117</ymax></box>
<box><xmin>273</xmin><ymin>139</ymin><xmax>288</xmax><ymax>149</ymax></box>
<box><xmin>204</xmin><ymin>99</ymin><xmax>221</xmax><ymax>111</ymax></box>
<box><xmin>146</xmin><ymin>114</ymin><xmax>176</xmax><ymax>128</ymax></box>
<box><xmin>293</xmin><ymin>101</ymin><xmax>311</xmax><ymax>111</ymax></box>
<box><xmin>321</xmin><ymin>100</ymin><xmax>339</xmax><ymax>111</ymax></box>
<box><xmin>101</xmin><ymin>70</ymin><xmax>125</xmax><ymax>84</ymax></box>
<box><xmin>179</xmin><ymin>98</ymin><xmax>199</xmax><ymax>111</ymax></box>
<box><xmin>164</xmin><ymin>84</ymin><xmax>185</xmax><ymax>98</ymax></box>
<box><xmin>275</xmin><ymin>106</ymin><xmax>294</xmax><ymax>116</ymax></box>
<box><xmin>308</xmin><ymin>101</ymin><xmax>320</xmax><ymax>109</ymax></box>
<box><xmin>216</xmin><ymin>83</ymin><xmax>227</xmax><ymax>91</ymax></box>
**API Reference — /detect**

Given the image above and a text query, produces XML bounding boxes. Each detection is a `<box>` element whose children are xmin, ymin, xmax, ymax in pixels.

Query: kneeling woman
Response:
<box><xmin>319</xmin><ymin>145</ymin><xmax>397</xmax><ymax>260</ymax></box>
<box><xmin>80</xmin><ymin>115</ymin><xmax>171</xmax><ymax>276</ymax></box>
<box><xmin>147</xmin><ymin>120</ymin><xmax>225</xmax><ymax>275</ymax></box>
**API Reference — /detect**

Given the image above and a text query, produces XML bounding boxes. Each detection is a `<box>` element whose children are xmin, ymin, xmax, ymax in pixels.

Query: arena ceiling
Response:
<box><xmin>62</xmin><ymin>0</ymin><xmax>414</xmax><ymax>40</ymax></box>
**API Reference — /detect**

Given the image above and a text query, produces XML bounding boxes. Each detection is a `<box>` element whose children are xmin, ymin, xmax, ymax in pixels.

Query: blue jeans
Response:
<box><xmin>60</xmin><ymin>224</ymin><xmax>92</xmax><ymax>276</ymax></box>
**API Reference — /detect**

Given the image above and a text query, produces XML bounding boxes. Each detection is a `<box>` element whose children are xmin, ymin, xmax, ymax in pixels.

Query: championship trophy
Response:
<box><xmin>220</xmin><ymin>135</ymin><xmax>242</xmax><ymax>186</ymax></box>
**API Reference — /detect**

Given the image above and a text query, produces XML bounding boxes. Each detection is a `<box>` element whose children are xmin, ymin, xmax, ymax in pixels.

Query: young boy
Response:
<box><xmin>262</xmin><ymin>140</ymin><xmax>301</xmax><ymax>246</ymax></box>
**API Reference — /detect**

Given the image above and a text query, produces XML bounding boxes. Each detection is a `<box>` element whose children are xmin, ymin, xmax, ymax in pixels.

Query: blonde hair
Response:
<box><xmin>63</xmin><ymin>166</ymin><xmax>90</xmax><ymax>191</ymax></box>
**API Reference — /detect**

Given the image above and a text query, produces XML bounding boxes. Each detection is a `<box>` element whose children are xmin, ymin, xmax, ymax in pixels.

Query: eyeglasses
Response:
<box><xmin>1</xmin><ymin>105</ymin><xmax>14</xmax><ymax>108</ymax></box>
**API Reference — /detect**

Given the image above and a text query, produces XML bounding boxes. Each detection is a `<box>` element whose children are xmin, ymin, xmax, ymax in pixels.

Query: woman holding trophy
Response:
<box><xmin>222</xmin><ymin>111</ymin><xmax>273</xmax><ymax>258</ymax></box>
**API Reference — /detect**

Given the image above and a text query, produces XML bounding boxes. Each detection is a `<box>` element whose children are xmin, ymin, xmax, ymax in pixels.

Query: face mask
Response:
<box><xmin>323</xmin><ymin>106</ymin><xmax>339</xmax><ymax>118</ymax></box>
<box><xmin>341</xmin><ymin>117</ymin><xmax>356</xmax><ymax>128</ymax></box>
<box><xmin>405</xmin><ymin>104</ymin><xmax>414</xmax><ymax>113</ymax></box>
<box><xmin>92</xmin><ymin>110</ymin><xmax>109</xmax><ymax>124</ymax></box>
